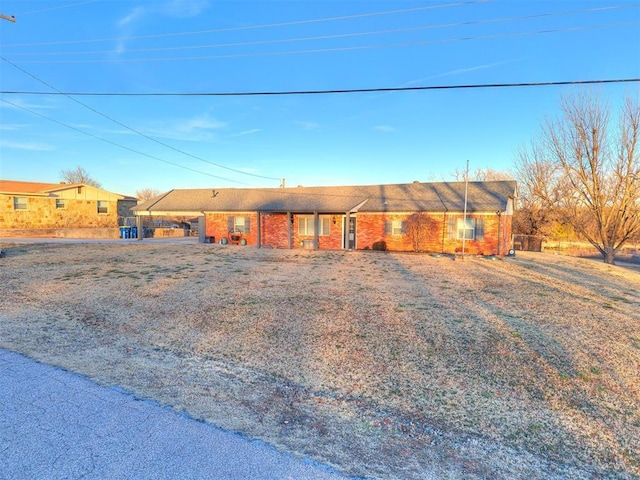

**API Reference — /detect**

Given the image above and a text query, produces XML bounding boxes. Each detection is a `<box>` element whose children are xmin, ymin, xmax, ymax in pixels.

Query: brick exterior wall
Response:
<box><xmin>204</xmin><ymin>211</ymin><xmax>513</xmax><ymax>255</ymax></box>
<box><xmin>356</xmin><ymin>212</ymin><xmax>513</xmax><ymax>255</ymax></box>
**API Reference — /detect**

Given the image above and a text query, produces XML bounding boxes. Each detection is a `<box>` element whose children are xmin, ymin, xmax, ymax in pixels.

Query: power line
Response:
<box><xmin>6</xmin><ymin>21</ymin><xmax>637</xmax><ymax>64</ymax></box>
<box><xmin>1</xmin><ymin>57</ymin><xmax>282</xmax><ymax>182</ymax></box>
<box><xmin>4</xmin><ymin>1</ymin><xmax>488</xmax><ymax>48</ymax></box>
<box><xmin>3</xmin><ymin>78</ymin><xmax>638</xmax><ymax>97</ymax></box>
<box><xmin>0</xmin><ymin>98</ymin><xmax>248</xmax><ymax>185</ymax></box>
<box><xmin>16</xmin><ymin>0</ymin><xmax>101</xmax><ymax>16</ymax></box>
<box><xmin>5</xmin><ymin>5</ymin><xmax>636</xmax><ymax>59</ymax></box>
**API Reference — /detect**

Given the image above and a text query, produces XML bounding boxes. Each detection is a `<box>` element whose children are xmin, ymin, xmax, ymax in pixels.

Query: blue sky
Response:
<box><xmin>1</xmin><ymin>0</ymin><xmax>639</xmax><ymax>196</ymax></box>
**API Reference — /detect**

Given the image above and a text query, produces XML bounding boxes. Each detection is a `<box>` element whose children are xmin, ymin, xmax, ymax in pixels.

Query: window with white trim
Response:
<box><xmin>298</xmin><ymin>216</ymin><xmax>330</xmax><ymax>236</ymax></box>
<box><xmin>457</xmin><ymin>218</ymin><xmax>475</xmax><ymax>240</ymax></box>
<box><xmin>384</xmin><ymin>219</ymin><xmax>405</xmax><ymax>236</ymax></box>
<box><xmin>227</xmin><ymin>216</ymin><xmax>251</xmax><ymax>233</ymax></box>
<box><xmin>447</xmin><ymin>217</ymin><xmax>484</xmax><ymax>240</ymax></box>
<box><xmin>13</xmin><ymin>197</ymin><xmax>27</xmax><ymax>210</ymax></box>
<box><xmin>55</xmin><ymin>198</ymin><xmax>66</xmax><ymax>209</ymax></box>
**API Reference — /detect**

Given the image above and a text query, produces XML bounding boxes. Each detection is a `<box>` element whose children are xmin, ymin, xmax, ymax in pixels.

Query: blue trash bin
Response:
<box><xmin>131</xmin><ymin>227</ymin><xmax>138</xmax><ymax>238</ymax></box>
<box><xmin>119</xmin><ymin>227</ymin><xmax>127</xmax><ymax>239</ymax></box>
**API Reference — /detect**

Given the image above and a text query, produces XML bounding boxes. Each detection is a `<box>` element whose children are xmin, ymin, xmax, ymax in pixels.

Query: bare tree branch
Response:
<box><xmin>515</xmin><ymin>92</ymin><xmax>640</xmax><ymax>264</ymax></box>
<box><xmin>59</xmin><ymin>166</ymin><xmax>102</xmax><ymax>188</ymax></box>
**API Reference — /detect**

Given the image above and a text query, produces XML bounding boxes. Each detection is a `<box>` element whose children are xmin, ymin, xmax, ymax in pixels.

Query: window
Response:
<box><xmin>458</xmin><ymin>218</ymin><xmax>475</xmax><ymax>240</ymax></box>
<box><xmin>97</xmin><ymin>200</ymin><xmax>108</xmax><ymax>214</ymax></box>
<box><xmin>13</xmin><ymin>197</ymin><xmax>27</xmax><ymax>210</ymax></box>
<box><xmin>227</xmin><ymin>216</ymin><xmax>251</xmax><ymax>234</ymax></box>
<box><xmin>55</xmin><ymin>198</ymin><xmax>66</xmax><ymax>209</ymax></box>
<box><xmin>384</xmin><ymin>219</ymin><xmax>405</xmax><ymax>236</ymax></box>
<box><xmin>447</xmin><ymin>217</ymin><xmax>484</xmax><ymax>240</ymax></box>
<box><xmin>298</xmin><ymin>216</ymin><xmax>330</xmax><ymax>236</ymax></box>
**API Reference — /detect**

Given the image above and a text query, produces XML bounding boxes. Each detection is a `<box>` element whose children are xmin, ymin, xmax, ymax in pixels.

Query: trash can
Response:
<box><xmin>220</xmin><ymin>237</ymin><xmax>228</xmax><ymax>245</ymax></box>
<box><xmin>240</xmin><ymin>238</ymin><xmax>247</xmax><ymax>246</ymax></box>
<box><xmin>119</xmin><ymin>227</ymin><xmax>127</xmax><ymax>239</ymax></box>
<box><xmin>131</xmin><ymin>227</ymin><xmax>138</xmax><ymax>238</ymax></box>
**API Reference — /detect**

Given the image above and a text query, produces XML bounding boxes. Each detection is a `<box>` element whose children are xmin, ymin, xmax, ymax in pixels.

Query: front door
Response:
<box><xmin>344</xmin><ymin>216</ymin><xmax>356</xmax><ymax>249</ymax></box>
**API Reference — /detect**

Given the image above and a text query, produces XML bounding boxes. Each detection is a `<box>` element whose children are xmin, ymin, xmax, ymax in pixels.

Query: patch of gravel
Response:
<box><xmin>1</xmin><ymin>243</ymin><xmax>639</xmax><ymax>479</ymax></box>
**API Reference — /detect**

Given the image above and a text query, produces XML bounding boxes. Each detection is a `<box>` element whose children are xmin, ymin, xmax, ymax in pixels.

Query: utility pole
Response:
<box><xmin>0</xmin><ymin>13</ymin><xmax>16</xmax><ymax>22</ymax></box>
<box><xmin>461</xmin><ymin>159</ymin><xmax>469</xmax><ymax>260</ymax></box>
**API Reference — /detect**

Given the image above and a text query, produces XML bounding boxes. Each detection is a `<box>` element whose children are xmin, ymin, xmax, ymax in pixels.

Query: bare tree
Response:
<box><xmin>516</xmin><ymin>93</ymin><xmax>640</xmax><ymax>264</ymax></box>
<box><xmin>405</xmin><ymin>213</ymin><xmax>439</xmax><ymax>252</ymax></box>
<box><xmin>451</xmin><ymin>167</ymin><xmax>513</xmax><ymax>182</ymax></box>
<box><xmin>60</xmin><ymin>166</ymin><xmax>102</xmax><ymax>188</ymax></box>
<box><xmin>135</xmin><ymin>187</ymin><xmax>162</xmax><ymax>202</ymax></box>
<box><xmin>513</xmin><ymin>141</ymin><xmax>560</xmax><ymax>237</ymax></box>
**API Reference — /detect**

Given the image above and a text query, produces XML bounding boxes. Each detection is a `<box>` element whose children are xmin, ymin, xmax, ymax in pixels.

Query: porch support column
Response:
<box><xmin>136</xmin><ymin>215</ymin><xmax>143</xmax><ymax>241</ymax></box>
<box><xmin>344</xmin><ymin>211</ymin><xmax>351</xmax><ymax>249</ymax></box>
<box><xmin>287</xmin><ymin>212</ymin><xmax>292</xmax><ymax>249</ymax></box>
<box><xmin>313</xmin><ymin>211</ymin><xmax>319</xmax><ymax>250</ymax></box>
<box><xmin>256</xmin><ymin>211</ymin><xmax>261</xmax><ymax>249</ymax></box>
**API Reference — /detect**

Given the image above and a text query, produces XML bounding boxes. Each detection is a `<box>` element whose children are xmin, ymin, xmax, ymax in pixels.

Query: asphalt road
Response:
<box><xmin>0</xmin><ymin>349</ymin><xmax>346</xmax><ymax>480</ymax></box>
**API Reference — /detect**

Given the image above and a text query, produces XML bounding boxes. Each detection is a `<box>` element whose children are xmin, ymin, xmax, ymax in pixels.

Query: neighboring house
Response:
<box><xmin>0</xmin><ymin>180</ymin><xmax>137</xmax><ymax>235</ymax></box>
<box><xmin>133</xmin><ymin>180</ymin><xmax>517</xmax><ymax>255</ymax></box>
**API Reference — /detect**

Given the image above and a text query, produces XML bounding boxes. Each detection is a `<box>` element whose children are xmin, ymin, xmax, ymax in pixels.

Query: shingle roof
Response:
<box><xmin>0</xmin><ymin>180</ymin><xmax>65</xmax><ymax>194</ymax></box>
<box><xmin>0</xmin><ymin>179</ymin><xmax>136</xmax><ymax>200</ymax></box>
<box><xmin>134</xmin><ymin>181</ymin><xmax>516</xmax><ymax>214</ymax></box>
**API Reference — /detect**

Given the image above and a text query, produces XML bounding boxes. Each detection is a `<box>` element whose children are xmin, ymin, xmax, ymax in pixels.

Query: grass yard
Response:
<box><xmin>0</xmin><ymin>243</ymin><xmax>639</xmax><ymax>479</ymax></box>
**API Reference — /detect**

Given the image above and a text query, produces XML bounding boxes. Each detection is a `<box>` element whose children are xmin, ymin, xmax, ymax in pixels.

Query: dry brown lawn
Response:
<box><xmin>1</xmin><ymin>242</ymin><xmax>639</xmax><ymax>479</ymax></box>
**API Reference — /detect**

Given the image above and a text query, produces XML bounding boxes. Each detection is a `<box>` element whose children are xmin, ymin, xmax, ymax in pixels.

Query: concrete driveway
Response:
<box><xmin>0</xmin><ymin>349</ymin><xmax>346</xmax><ymax>480</ymax></box>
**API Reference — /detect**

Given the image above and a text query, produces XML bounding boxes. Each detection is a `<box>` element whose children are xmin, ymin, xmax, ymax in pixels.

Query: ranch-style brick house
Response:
<box><xmin>0</xmin><ymin>179</ymin><xmax>137</xmax><ymax>237</ymax></box>
<box><xmin>133</xmin><ymin>180</ymin><xmax>517</xmax><ymax>255</ymax></box>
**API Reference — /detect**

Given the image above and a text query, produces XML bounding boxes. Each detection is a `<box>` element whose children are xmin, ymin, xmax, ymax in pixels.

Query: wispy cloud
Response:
<box><xmin>372</xmin><ymin>59</ymin><xmax>523</xmax><ymax>99</ymax></box>
<box><xmin>374</xmin><ymin>125</ymin><xmax>395</xmax><ymax>133</ymax></box>
<box><xmin>1</xmin><ymin>98</ymin><xmax>57</xmax><ymax>111</ymax></box>
<box><xmin>229</xmin><ymin>129</ymin><xmax>261</xmax><ymax>138</ymax></box>
<box><xmin>295</xmin><ymin>121</ymin><xmax>319</xmax><ymax>131</ymax></box>
<box><xmin>180</xmin><ymin>115</ymin><xmax>226</xmax><ymax>131</ymax></box>
<box><xmin>405</xmin><ymin>59</ymin><xmax>522</xmax><ymax>85</ymax></box>
<box><xmin>161</xmin><ymin>0</ymin><xmax>210</xmax><ymax>18</ymax></box>
<box><xmin>0</xmin><ymin>139</ymin><xmax>54</xmax><ymax>151</ymax></box>
<box><xmin>0</xmin><ymin>123</ymin><xmax>31</xmax><ymax>131</ymax></box>
<box><xmin>113</xmin><ymin>6</ymin><xmax>147</xmax><ymax>55</ymax></box>
<box><xmin>118</xmin><ymin>6</ymin><xmax>146</xmax><ymax>27</ymax></box>
<box><xmin>142</xmin><ymin>114</ymin><xmax>227</xmax><ymax>141</ymax></box>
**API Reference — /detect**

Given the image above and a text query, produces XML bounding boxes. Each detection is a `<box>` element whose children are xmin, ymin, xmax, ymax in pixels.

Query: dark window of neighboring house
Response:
<box><xmin>97</xmin><ymin>200</ymin><xmax>108</xmax><ymax>214</ymax></box>
<box><xmin>298</xmin><ymin>216</ymin><xmax>330</xmax><ymax>236</ymax></box>
<box><xmin>13</xmin><ymin>197</ymin><xmax>27</xmax><ymax>210</ymax></box>
<box><xmin>384</xmin><ymin>219</ymin><xmax>405</xmax><ymax>236</ymax></box>
<box><xmin>56</xmin><ymin>198</ymin><xmax>66</xmax><ymax>209</ymax></box>
<box><xmin>227</xmin><ymin>216</ymin><xmax>250</xmax><ymax>233</ymax></box>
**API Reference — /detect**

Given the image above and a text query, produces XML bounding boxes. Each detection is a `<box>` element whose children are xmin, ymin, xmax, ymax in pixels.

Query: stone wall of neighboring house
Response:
<box><xmin>0</xmin><ymin>194</ymin><xmax>136</xmax><ymax>230</ymax></box>
<box><xmin>0</xmin><ymin>227</ymin><xmax>120</xmax><ymax>239</ymax></box>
